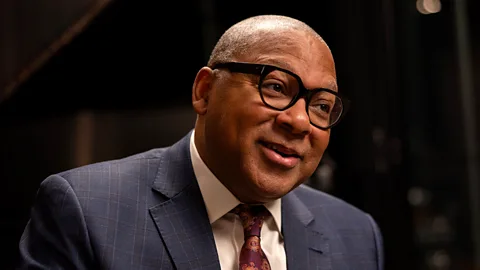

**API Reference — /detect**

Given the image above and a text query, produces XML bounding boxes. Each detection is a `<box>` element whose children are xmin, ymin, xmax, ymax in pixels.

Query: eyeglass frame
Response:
<box><xmin>211</xmin><ymin>61</ymin><xmax>350</xmax><ymax>130</ymax></box>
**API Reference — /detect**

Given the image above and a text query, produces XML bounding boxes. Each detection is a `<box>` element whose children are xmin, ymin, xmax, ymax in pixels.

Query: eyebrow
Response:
<box><xmin>326</xmin><ymin>81</ymin><xmax>338</xmax><ymax>92</ymax></box>
<box><xmin>260</xmin><ymin>59</ymin><xmax>296</xmax><ymax>72</ymax></box>
<box><xmin>257</xmin><ymin>58</ymin><xmax>338</xmax><ymax>91</ymax></box>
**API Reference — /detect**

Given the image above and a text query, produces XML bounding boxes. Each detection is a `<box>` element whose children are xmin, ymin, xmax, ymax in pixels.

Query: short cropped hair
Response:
<box><xmin>207</xmin><ymin>15</ymin><xmax>324</xmax><ymax>67</ymax></box>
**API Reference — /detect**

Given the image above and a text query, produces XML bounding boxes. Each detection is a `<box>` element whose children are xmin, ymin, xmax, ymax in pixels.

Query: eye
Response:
<box><xmin>310</xmin><ymin>91</ymin><xmax>336</xmax><ymax>115</ymax></box>
<box><xmin>260</xmin><ymin>70</ymin><xmax>298</xmax><ymax>98</ymax></box>
<box><xmin>319</xmin><ymin>104</ymin><xmax>331</xmax><ymax>113</ymax></box>
<box><xmin>263</xmin><ymin>82</ymin><xmax>285</xmax><ymax>93</ymax></box>
<box><xmin>309</xmin><ymin>101</ymin><xmax>332</xmax><ymax>115</ymax></box>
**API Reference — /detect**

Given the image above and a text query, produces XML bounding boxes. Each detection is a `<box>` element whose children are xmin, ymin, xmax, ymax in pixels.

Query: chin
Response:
<box><xmin>239</xmin><ymin>157</ymin><xmax>304</xmax><ymax>201</ymax></box>
<box><xmin>251</xmin><ymin>175</ymin><xmax>299</xmax><ymax>202</ymax></box>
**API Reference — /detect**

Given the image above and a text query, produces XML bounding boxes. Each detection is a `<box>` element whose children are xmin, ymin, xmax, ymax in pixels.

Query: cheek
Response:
<box><xmin>209</xmin><ymin>94</ymin><xmax>263</xmax><ymax>147</ymax></box>
<box><xmin>234</xmin><ymin>96</ymin><xmax>271</xmax><ymax>131</ymax></box>
<box><xmin>211</xmin><ymin>85</ymin><xmax>276</xmax><ymax>147</ymax></box>
<box><xmin>310</xmin><ymin>130</ymin><xmax>330</xmax><ymax>158</ymax></box>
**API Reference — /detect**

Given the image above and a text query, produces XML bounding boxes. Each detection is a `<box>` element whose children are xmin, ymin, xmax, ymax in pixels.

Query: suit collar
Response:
<box><xmin>282</xmin><ymin>188</ymin><xmax>332</xmax><ymax>269</ymax></box>
<box><xmin>151</xmin><ymin>130</ymin><xmax>196</xmax><ymax>198</ymax></box>
<box><xmin>149</xmin><ymin>131</ymin><xmax>221</xmax><ymax>270</ymax></box>
<box><xmin>189</xmin><ymin>130</ymin><xmax>241</xmax><ymax>224</ymax></box>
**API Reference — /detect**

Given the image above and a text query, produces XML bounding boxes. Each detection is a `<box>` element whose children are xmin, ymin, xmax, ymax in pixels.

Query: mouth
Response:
<box><xmin>261</xmin><ymin>142</ymin><xmax>301</xmax><ymax>158</ymax></box>
<box><xmin>259</xmin><ymin>141</ymin><xmax>302</xmax><ymax>168</ymax></box>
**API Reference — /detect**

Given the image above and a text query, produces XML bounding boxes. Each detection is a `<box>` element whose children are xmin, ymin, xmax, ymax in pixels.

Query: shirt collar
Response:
<box><xmin>189</xmin><ymin>130</ymin><xmax>282</xmax><ymax>232</ymax></box>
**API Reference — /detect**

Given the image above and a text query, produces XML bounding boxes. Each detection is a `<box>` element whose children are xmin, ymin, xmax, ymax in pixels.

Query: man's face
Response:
<box><xmin>196</xmin><ymin>32</ymin><xmax>337</xmax><ymax>203</ymax></box>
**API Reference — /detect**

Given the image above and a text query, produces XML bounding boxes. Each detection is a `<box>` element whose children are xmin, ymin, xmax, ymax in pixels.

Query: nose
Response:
<box><xmin>275</xmin><ymin>98</ymin><xmax>312</xmax><ymax>136</ymax></box>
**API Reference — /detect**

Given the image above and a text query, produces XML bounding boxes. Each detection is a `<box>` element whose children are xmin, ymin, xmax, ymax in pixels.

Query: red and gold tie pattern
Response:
<box><xmin>232</xmin><ymin>204</ymin><xmax>271</xmax><ymax>270</ymax></box>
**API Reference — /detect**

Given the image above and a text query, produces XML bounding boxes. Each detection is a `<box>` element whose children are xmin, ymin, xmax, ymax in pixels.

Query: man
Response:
<box><xmin>18</xmin><ymin>15</ymin><xmax>384</xmax><ymax>269</ymax></box>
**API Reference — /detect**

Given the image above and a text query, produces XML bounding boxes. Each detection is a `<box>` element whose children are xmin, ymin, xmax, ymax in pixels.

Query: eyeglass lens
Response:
<box><xmin>259</xmin><ymin>69</ymin><xmax>343</xmax><ymax>128</ymax></box>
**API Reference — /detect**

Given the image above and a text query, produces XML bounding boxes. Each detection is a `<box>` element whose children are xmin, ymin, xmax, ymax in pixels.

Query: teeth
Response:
<box><xmin>266</xmin><ymin>143</ymin><xmax>296</xmax><ymax>157</ymax></box>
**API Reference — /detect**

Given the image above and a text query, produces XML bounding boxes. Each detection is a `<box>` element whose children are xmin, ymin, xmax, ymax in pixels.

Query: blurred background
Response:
<box><xmin>1</xmin><ymin>0</ymin><xmax>479</xmax><ymax>269</ymax></box>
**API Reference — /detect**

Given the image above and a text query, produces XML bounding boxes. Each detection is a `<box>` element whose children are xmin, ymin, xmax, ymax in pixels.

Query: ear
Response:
<box><xmin>192</xmin><ymin>67</ymin><xmax>214</xmax><ymax>115</ymax></box>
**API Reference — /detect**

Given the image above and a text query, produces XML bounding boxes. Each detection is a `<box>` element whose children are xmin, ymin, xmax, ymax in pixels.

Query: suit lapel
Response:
<box><xmin>149</xmin><ymin>132</ymin><xmax>220</xmax><ymax>270</ymax></box>
<box><xmin>282</xmin><ymin>190</ymin><xmax>332</xmax><ymax>270</ymax></box>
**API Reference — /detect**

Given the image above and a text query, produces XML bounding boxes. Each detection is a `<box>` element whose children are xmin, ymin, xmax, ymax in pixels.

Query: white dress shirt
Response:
<box><xmin>189</xmin><ymin>131</ymin><xmax>287</xmax><ymax>270</ymax></box>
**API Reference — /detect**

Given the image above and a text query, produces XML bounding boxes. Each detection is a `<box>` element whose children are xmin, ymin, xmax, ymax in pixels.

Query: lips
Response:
<box><xmin>259</xmin><ymin>141</ymin><xmax>302</xmax><ymax>168</ymax></box>
<box><xmin>261</xmin><ymin>142</ymin><xmax>301</xmax><ymax>158</ymax></box>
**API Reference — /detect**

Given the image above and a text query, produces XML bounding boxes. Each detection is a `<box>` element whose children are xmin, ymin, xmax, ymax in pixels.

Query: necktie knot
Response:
<box><xmin>231</xmin><ymin>204</ymin><xmax>270</xmax><ymax>238</ymax></box>
<box><xmin>231</xmin><ymin>204</ymin><xmax>272</xmax><ymax>270</ymax></box>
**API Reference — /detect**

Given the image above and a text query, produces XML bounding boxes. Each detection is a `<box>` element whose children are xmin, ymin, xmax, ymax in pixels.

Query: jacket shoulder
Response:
<box><xmin>54</xmin><ymin>148</ymin><xmax>167</xmax><ymax>191</ymax></box>
<box><xmin>294</xmin><ymin>184</ymin><xmax>373</xmax><ymax>226</ymax></box>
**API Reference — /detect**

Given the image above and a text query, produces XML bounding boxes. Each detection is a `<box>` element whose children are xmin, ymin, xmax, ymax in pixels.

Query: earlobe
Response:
<box><xmin>192</xmin><ymin>67</ymin><xmax>214</xmax><ymax>115</ymax></box>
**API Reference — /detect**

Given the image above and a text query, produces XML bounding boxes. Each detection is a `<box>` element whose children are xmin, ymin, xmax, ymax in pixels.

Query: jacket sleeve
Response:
<box><xmin>367</xmin><ymin>214</ymin><xmax>384</xmax><ymax>270</ymax></box>
<box><xmin>17</xmin><ymin>174</ymin><xmax>96</xmax><ymax>270</ymax></box>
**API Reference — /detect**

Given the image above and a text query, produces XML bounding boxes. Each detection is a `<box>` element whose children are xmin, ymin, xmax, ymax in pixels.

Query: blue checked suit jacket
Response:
<box><xmin>18</xmin><ymin>131</ymin><xmax>384</xmax><ymax>270</ymax></box>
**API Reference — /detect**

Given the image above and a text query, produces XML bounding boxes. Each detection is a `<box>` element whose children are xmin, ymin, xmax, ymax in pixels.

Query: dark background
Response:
<box><xmin>1</xmin><ymin>0</ymin><xmax>479</xmax><ymax>269</ymax></box>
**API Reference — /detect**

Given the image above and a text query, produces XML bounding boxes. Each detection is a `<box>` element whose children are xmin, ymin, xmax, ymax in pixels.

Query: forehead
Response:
<box><xmin>240</xmin><ymin>31</ymin><xmax>337</xmax><ymax>91</ymax></box>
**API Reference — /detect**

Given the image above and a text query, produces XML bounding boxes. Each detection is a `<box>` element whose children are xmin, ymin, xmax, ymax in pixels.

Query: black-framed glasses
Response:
<box><xmin>211</xmin><ymin>62</ymin><xmax>350</xmax><ymax>130</ymax></box>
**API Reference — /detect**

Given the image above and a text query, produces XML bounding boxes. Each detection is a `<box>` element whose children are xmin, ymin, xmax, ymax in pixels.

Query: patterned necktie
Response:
<box><xmin>232</xmin><ymin>204</ymin><xmax>272</xmax><ymax>270</ymax></box>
